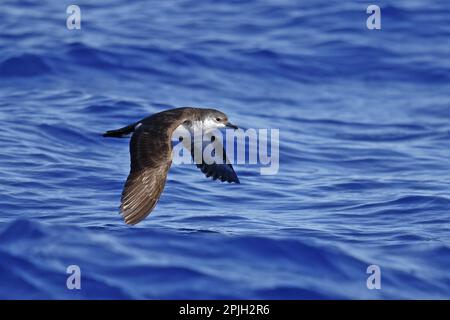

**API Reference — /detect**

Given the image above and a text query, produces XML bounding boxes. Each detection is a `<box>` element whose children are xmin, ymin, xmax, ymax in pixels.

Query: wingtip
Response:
<box><xmin>232</xmin><ymin>172</ymin><xmax>240</xmax><ymax>184</ymax></box>
<box><xmin>124</xmin><ymin>219</ymin><xmax>137</xmax><ymax>226</ymax></box>
<box><xmin>122</xmin><ymin>211</ymin><xmax>140</xmax><ymax>226</ymax></box>
<box><xmin>227</xmin><ymin>175</ymin><xmax>240</xmax><ymax>184</ymax></box>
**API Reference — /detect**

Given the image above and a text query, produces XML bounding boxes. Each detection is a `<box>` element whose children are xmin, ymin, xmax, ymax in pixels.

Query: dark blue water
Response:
<box><xmin>0</xmin><ymin>0</ymin><xmax>449</xmax><ymax>299</ymax></box>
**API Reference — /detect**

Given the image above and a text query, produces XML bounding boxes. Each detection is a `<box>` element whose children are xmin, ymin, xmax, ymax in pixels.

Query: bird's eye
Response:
<box><xmin>215</xmin><ymin>117</ymin><xmax>221</xmax><ymax>122</ymax></box>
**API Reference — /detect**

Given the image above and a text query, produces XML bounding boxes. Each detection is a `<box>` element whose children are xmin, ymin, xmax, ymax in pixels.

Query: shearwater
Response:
<box><xmin>103</xmin><ymin>107</ymin><xmax>240</xmax><ymax>225</ymax></box>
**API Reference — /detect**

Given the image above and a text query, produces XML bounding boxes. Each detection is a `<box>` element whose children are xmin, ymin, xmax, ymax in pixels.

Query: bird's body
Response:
<box><xmin>103</xmin><ymin>107</ymin><xmax>239</xmax><ymax>225</ymax></box>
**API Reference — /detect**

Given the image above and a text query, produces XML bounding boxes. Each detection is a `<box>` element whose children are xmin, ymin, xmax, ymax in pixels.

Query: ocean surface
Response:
<box><xmin>0</xmin><ymin>0</ymin><xmax>449</xmax><ymax>299</ymax></box>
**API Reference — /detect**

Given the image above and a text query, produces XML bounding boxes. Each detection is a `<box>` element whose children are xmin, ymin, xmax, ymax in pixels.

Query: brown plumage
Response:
<box><xmin>103</xmin><ymin>107</ymin><xmax>240</xmax><ymax>225</ymax></box>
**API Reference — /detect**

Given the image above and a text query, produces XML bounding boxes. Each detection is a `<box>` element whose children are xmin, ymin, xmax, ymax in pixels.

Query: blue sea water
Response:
<box><xmin>0</xmin><ymin>0</ymin><xmax>449</xmax><ymax>299</ymax></box>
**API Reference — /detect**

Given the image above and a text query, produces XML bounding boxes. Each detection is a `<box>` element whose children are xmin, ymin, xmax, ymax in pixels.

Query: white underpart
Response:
<box><xmin>172</xmin><ymin>118</ymin><xmax>225</xmax><ymax>164</ymax></box>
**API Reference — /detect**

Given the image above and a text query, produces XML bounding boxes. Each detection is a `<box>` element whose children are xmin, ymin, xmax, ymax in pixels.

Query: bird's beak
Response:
<box><xmin>225</xmin><ymin>122</ymin><xmax>238</xmax><ymax>130</ymax></box>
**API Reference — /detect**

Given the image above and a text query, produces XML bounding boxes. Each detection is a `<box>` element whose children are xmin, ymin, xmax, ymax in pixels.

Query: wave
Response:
<box><xmin>1</xmin><ymin>218</ymin><xmax>448</xmax><ymax>299</ymax></box>
<box><xmin>1</xmin><ymin>0</ymin><xmax>449</xmax><ymax>299</ymax></box>
<box><xmin>0</xmin><ymin>54</ymin><xmax>52</xmax><ymax>77</ymax></box>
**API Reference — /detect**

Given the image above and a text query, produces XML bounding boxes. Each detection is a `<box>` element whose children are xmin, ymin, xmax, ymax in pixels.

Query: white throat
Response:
<box><xmin>182</xmin><ymin>119</ymin><xmax>224</xmax><ymax>133</ymax></box>
<box><xmin>203</xmin><ymin>118</ymin><xmax>224</xmax><ymax>130</ymax></box>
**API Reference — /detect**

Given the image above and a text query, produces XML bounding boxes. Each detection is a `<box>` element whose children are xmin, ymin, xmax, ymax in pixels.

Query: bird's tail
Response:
<box><xmin>102</xmin><ymin>123</ymin><xmax>135</xmax><ymax>138</ymax></box>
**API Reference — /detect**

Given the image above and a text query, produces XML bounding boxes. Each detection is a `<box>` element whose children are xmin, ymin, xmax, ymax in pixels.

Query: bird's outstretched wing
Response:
<box><xmin>120</xmin><ymin>124</ymin><xmax>172</xmax><ymax>225</ymax></box>
<box><xmin>189</xmin><ymin>135</ymin><xmax>240</xmax><ymax>183</ymax></box>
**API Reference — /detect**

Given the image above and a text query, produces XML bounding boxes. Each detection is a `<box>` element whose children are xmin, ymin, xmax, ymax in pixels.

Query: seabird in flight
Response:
<box><xmin>103</xmin><ymin>107</ymin><xmax>240</xmax><ymax>225</ymax></box>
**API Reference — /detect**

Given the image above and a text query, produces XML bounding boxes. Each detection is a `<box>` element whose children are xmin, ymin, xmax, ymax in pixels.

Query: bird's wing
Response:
<box><xmin>120</xmin><ymin>124</ymin><xmax>172</xmax><ymax>225</ymax></box>
<box><xmin>189</xmin><ymin>133</ymin><xmax>240</xmax><ymax>183</ymax></box>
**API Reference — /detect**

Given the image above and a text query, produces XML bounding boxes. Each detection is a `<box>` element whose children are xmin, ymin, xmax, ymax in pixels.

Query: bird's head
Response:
<box><xmin>201</xmin><ymin>108</ymin><xmax>238</xmax><ymax>131</ymax></box>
